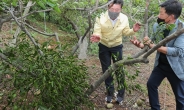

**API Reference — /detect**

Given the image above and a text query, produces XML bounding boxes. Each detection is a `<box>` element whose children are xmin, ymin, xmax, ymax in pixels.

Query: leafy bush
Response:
<box><xmin>88</xmin><ymin>43</ymin><xmax>99</xmax><ymax>56</ymax></box>
<box><xmin>0</xmin><ymin>37</ymin><xmax>92</xmax><ymax>110</ymax></box>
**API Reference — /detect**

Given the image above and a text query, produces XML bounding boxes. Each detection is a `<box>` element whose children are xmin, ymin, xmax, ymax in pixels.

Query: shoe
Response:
<box><xmin>105</xmin><ymin>96</ymin><xmax>112</xmax><ymax>103</ymax></box>
<box><xmin>115</xmin><ymin>96</ymin><xmax>123</xmax><ymax>105</ymax></box>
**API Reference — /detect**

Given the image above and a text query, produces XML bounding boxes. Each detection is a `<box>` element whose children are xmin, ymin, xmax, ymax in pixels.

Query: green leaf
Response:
<box><xmin>37</xmin><ymin>1</ymin><xmax>46</xmax><ymax>9</ymax></box>
<box><xmin>53</xmin><ymin>5</ymin><xmax>61</xmax><ymax>13</ymax></box>
<box><xmin>167</xmin><ymin>24</ymin><xmax>175</xmax><ymax>31</ymax></box>
<box><xmin>46</xmin><ymin>1</ymin><xmax>55</xmax><ymax>7</ymax></box>
<box><xmin>12</xmin><ymin>0</ymin><xmax>17</xmax><ymax>6</ymax></box>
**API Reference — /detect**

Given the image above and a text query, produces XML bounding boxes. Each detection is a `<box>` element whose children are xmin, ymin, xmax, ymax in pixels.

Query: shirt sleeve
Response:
<box><xmin>167</xmin><ymin>33</ymin><xmax>184</xmax><ymax>57</ymax></box>
<box><xmin>121</xmin><ymin>18</ymin><xmax>135</xmax><ymax>36</ymax></box>
<box><xmin>92</xmin><ymin>17</ymin><xmax>102</xmax><ymax>37</ymax></box>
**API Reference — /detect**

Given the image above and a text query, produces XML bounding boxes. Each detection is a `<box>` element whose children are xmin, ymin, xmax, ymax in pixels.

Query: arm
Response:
<box><xmin>122</xmin><ymin>22</ymin><xmax>135</xmax><ymax>36</ymax></box>
<box><xmin>143</xmin><ymin>34</ymin><xmax>184</xmax><ymax>56</ymax></box>
<box><xmin>122</xmin><ymin>22</ymin><xmax>140</xmax><ymax>36</ymax></box>
<box><xmin>131</xmin><ymin>36</ymin><xmax>168</xmax><ymax>54</ymax></box>
<box><xmin>92</xmin><ymin>17</ymin><xmax>102</xmax><ymax>37</ymax></box>
<box><xmin>90</xmin><ymin>17</ymin><xmax>102</xmax><ymax>43</ymax></box>
<box><xmin>149</xmin><ymin>44</ymin><xmax>167</xmax><ymax>54</ymax></box>
<box><xmin>166</xmin><ymin>34</ymin><xmax>184</xmax><ymax>56</ymax></box>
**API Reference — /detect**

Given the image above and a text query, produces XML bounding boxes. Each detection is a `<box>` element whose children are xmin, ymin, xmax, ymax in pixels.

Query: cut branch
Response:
<box><xmin>0</xmin><ymin>53</ymin><xmax>24</xmax><ymax>71</ymax></box>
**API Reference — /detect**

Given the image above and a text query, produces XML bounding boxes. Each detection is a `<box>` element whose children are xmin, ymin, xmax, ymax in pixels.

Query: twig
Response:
<box><xmin>18</xmin><ymin>8</ymin><xmax>53</xmax><ymax>20</ymax></box>
<box><xmin>68</xmin><ymin>0</ymin><xmax>114</xmax><ymax>13</ymax></box>
<box><xmin>90</xmin><ymin>0</ymin><xmax>113</xmax><ymax>14</ymax></box>
<box><xmin>59</xmin><ymin>0</ymin><xmax>70</xmax><ymax>7</ymax></box>
<box><xmin>25</xmin><ymin>22</ymin><xmax>56</xmax><ymax>36</ymax></box>
<box><xmin>0</xmin><ymin>53</ymin><xmax>24</xmax><ymax>71</ymax></box>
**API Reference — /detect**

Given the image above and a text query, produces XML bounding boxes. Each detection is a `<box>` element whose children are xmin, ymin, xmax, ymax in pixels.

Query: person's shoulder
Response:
<box><xmin>180</xmin><ymin>20</ymin><xmax>184</xmax><ymax>27</ymax></box>
<box><xmin>153</xmin><ymin>22</ymin><xmax>159</xmax><ymax>28</ymax></box>
<box><xmin>119</xmin><ymin>13</ymin><xmax>128</xmax><ymax>23</ymax></box>
<box><xmin>153</xmin><ymin>22</ymin><xmax>159</xmax><ymax>27</ymax></box>
<box><xmin>119</xmin><ymin>13</ymin><xmax>128</xmax><ymax>19</ymax></box>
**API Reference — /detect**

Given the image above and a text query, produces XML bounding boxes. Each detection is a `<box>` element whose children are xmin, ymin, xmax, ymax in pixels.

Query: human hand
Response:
<box><xmin>133</xmin><ymin>23</ymin><xmax>141</xmax><ymax>32</ymax></box>
<box><xmin>130</xmin><ymin>36</ymin><xmax>144</xmax><ymax>48</ymax></box>
<box><xmin>143</xmin><ymin>36</ymin><xmax>152</xmax><ymax>45</ymax></box>
<box><xmin>90</xmin><ymin>35</ymin><xmax>100</xmax><ymax>43</ymax></box>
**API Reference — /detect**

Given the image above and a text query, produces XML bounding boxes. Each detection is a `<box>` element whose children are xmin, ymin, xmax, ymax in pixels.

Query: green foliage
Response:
<box><xmin>152</xmin><ymin>23</ymin><xmax>175</xmax><ymax>44</ymax></box>
<box><xmin>109</xmin><ymin>54</ymin><xmax>145</xmax><ymax>94</ymax></box>
<box><xmin>88</xmin><ymin>43</ymin><xmax>99</xmax><ymax>56</ymax></box>
<box><xmin>111</xmin><ymin>64</ymin><xmax>145</xmax><ymax>94</ymax></box>
<box><xmin>1</xmin><ymin>37</ymin><xmax>92</xmax><ymax>109</ymax></box>
<box><xmin>0</xmin><ymin>0</ymin><xmax>60</xmax><ymax>13</ymax></box>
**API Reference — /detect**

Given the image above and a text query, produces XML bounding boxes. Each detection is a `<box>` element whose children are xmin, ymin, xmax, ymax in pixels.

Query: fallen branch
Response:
<box><xmin>0</xmin><ymin>53</ymin><xmax>24</xmax><ymax>71</ymax></box>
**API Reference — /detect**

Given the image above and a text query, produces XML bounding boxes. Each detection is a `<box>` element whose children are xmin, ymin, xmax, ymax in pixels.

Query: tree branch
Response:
<box><xmin>25</xmin><ymin>22</ymin><xmax>56</xmax><ymax>36</ymax></box>
<box><xmin>0</xmin><ymin>13</ymin><xmax>19</xmax><ymax>30</ymax></box>
<box><xmin>131</xmin><ymin>0</ymin><xmax>151</xmax><ymax>58</ymax></box>
<box><xmin>71</xmin><ymin>12</ymin><xmax>92</xmax><ymax>55</ymax></box>
<box><xmin>143</xmin><ymin>24</ymin><xmax>184</xmax><ymax>58</ymax></box>
<box><xmin>64</xmin><ymin>16</ymin><xmax>80</xmax><ymax>39</ymax></box>
<box><xmin>0</xmin><ymin>53</ymin><xmax>24</xmax><ymax>71</ymax></box>
<box><xmin>69</xmin><ymin>0</ymin><xmax>114</xmax><ymax>13</ymax></box>
<box><xmin>8</xmin><ymin>7</ymin><xmax>44</xmax><ymax>56</ymax></box>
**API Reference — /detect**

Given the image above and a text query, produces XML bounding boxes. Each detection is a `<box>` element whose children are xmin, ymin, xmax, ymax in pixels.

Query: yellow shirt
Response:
<box><xmin>93</xmin><ymin>11</ymin><xmax>135</xmax><ymax>47</ymax></box>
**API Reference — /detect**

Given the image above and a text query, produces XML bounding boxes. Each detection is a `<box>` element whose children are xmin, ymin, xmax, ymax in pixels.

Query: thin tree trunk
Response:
<box><xmin>10</xmin><ymin>1</ymin><xmax>33</xmax><ymax>47</ymax></box>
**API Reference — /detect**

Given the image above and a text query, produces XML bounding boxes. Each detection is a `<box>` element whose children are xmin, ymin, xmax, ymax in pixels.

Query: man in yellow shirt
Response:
<box><xmin>90</xmin><ymin>0</ymin><xmax>141</xmax><ymax>105</ymax></box>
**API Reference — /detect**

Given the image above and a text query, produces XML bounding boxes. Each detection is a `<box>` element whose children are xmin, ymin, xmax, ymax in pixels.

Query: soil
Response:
<box><xmin>85</xmin><ymin>42</ymin><xmax>176</xmax><ymax>110</ymax></box>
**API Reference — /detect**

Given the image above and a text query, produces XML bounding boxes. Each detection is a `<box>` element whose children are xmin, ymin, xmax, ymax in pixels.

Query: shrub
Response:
<box><xmin>1</xmin><ymin>38</ymin><xmax>92</xmax><ymax>110</ymax></box>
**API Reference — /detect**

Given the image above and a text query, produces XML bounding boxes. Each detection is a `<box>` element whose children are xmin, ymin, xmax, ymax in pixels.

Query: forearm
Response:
<box><xmin>149</xmin><ymin>43</ymin><xmax>167</xmax><ymax>54</ymax></box>
<box><xmin>122</xmin><ymin>28</ymin><xmax>135</xmax><ymax>36</ymax></box>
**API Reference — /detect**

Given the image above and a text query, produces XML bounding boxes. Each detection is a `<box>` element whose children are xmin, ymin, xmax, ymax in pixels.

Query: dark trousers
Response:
<box><xmin>98</xmin><ymin>43</ymin><xmax>125</xmax><ymax>97</ymax></box>
<box><xmin>147</xmin><ymin>64</ymin><xmax>184</xmax><ymax>110</ymax></box>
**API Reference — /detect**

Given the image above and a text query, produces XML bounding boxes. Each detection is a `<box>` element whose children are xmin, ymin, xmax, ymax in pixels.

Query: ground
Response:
<box><xmin>85</xmin><ymin>42</ymin><xmax>176</xmax><ymax>110</ymax></box>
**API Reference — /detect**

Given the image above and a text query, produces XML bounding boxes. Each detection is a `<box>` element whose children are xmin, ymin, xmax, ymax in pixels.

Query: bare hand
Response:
<box><xmin>90</xmin><ymin>35</ymin><xmax>100</xmax><ymax>43</ymax></box>
<box><xmin>130</xmin><ymin>36</ymin><xmax>144</xmax><ymax>48</ymax></box>
<box><xmin>143</xmin><ymin>36</ymin><xmax>151</xmax><ymax>45</ymax></box>
<box><xmin>133</xmin><ymin>23</ymin><xmax>141</xmax><ymax>32</ymax></box>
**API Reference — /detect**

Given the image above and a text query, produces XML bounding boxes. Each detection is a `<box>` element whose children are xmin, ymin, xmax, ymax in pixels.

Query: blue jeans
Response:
<box><xmin>147</xmin><ymin>63</ymin><xmax>184</xmax><ymax>110</ymax></box>
<box><xmin>98</xmin><ymin>43</ymin><xmax>125</xmax><ymax>98</ymax></box>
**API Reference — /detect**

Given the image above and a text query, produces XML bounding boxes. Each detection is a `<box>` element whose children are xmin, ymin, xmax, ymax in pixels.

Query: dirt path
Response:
<box><xmin>85</xmin><ymin>42</ymin><xmax>175</xmax><ymax>110</ymax></box>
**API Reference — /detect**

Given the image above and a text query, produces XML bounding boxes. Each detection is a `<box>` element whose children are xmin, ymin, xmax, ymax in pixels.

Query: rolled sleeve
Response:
<box><xmin>167</xmin><ymin>34</ymin><xmax>184</xmax><ymax>57</ymax></box>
